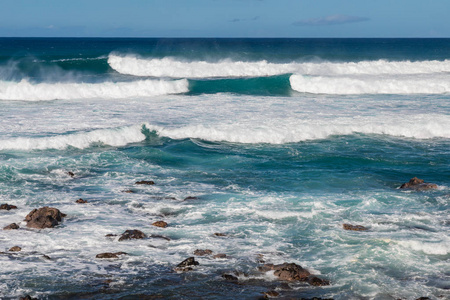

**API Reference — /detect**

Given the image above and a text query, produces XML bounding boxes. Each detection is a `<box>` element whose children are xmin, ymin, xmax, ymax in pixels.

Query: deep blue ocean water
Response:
<box><xmin>0</xmin><ymin>38</ymin><xmax>449</xmax><ymax>299</ymax></box>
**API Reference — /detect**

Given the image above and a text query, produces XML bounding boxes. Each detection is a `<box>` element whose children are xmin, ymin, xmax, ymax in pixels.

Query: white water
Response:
<box><xmin>0</xmin><ymin>79</ymin><xmax>188</xmax><ymax>101</ymax></box>
<box><xmin>108</xmin><ymin>54</ymin><xmax>450</xmax><ymax>78</ymax></box>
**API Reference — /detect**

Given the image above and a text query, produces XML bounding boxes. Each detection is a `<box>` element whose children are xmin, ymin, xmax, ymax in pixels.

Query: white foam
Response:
<box><xmin>108</xmin><ymin>54</ymin><xmax>450</xmax><ymax>78</ymax></box>
<box><xmin>0</xmin><ymin>79</ymin><xmax>188</xmax><ymax>101</ymax></box>
<box><xmin>290</xmin><ymin>74</ymin><xmax>450</xmax><ymax>95</ymax></box>
<box><xmin>399</xmin><ymin>240</ymin><xmax>450</xmax><ymax>255</ymax></box>
<box><xmin>0</xmin><ymin>125</ymin><xmax>145</xmax><ymax>150</ymax></box>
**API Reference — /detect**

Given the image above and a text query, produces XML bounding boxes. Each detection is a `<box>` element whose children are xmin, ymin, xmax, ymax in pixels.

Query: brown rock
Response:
<box><xmin>213</xmin><ymin>232</ymin><xmax>227</xmax><ymax>237</ymax></box>
<box><xmin>260</xmin><ymin>263</ymin><xmax>330</xmax><ymax>286</ymax></box>
<box><xmin>152</xmin><ymin>221</ymin><xmax>168</xmax><ymax>228</ymax></box>
<box><xmin>9</xmin><ymin>246</ymin><xmax>21</xmax><ymax>252</ymax></box>
<box><xmin>75</xmin><ymin>198</ymin><xmax>88</xmax><ymax>204</ymax></box>
<box><xmin>184</xmin><ymin>196</ymin><xmax>198</xmax><ymax>201</ymax></box>
<box><xmin>308</xmin><ymin>275</ymin><xmax>330</xmax><ymax>286</ymax></box>
<box><xmin>3</xmin><ymin>223</ymin><xmax>19</xmax><ymax>230</ymax></box>
<box><xmin>263</xmin><ymin>291</ymin><xmax>280</xmax><ymax>298</ymax></box>
<box><xmin>122</xmin><ymin>189</ymin><xmax>135</xmax><ymax>193</ymax></box>
<box><xmin>25</xmin><ymin>207</ymin><xmax>65</xmax><ymax>229</ymax></box>
<box><xmin>193</xmin><ymin>249</ymin><xmax>213</xmax><ymax>256</ymax></box>
<box><xmin>0</xmin><ymin>203</ymin><xmax>18</xmax><ymax>210</ymax></box>
<box><xmin>343</xmin><ymin>223</ymin><xmax>368</xmax><ymax>231</ymax></box>
<box><xmin>400</xmin><ymin>177</ymin><xmax>438</xmax><ymax>191</ymax></box>
<box><xmin>96</xmin><ymin>252</ymin><xmax>127</xmax><ymax>259</ymax></box>
<box><xmin>213</xmin><ymin>253</ymin><xmax>227</xmax><ymax>259</ymax></box>
<box><xmin>118</xmin><ymin>229</ymin><xmax>147</xmax><ymax>241</ymax></box>
<box><xmin>222</xmin><ymin>274</ymin><xmax>238</xmax><ymax>282</ymax></box>
<box><xmin>135</xmin><ymin>180</ymin><xmax>155</xmax><ymax>185</ymax></box>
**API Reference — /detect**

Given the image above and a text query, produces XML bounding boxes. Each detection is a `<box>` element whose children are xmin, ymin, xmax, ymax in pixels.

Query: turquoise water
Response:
<box><xmin>0</xmin><ymin>38</ymin><xmax>449</xmax><ymax>299</ymax></box>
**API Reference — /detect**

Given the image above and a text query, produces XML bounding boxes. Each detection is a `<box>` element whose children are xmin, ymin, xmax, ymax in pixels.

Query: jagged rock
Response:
<box><xmin>194</xmin><ymin>249</ymin><xmax>213</xmax><ymax>256</ymax></box>
<box><xmin>263</xmin><ymin>291</ymin><xmax>280</xmax><ymax>298</ymax></box>
<box><xmin>135</xmin><ymin>180</ymin><xmax>155</xmax><ymax>185</ymax></box>
<box><xmin>75</xmin><ymin>198</ymin><xmax>88</xmax><ymax>204</ymax></box>
<box><xmin>175</xmin><ymin>257</ymin><xmax>199</xmax><ymax>272</ymax></box>
<box><xmin>214</xmin><ymin>232</ymin><xmax>227</xmax><ymax>237</ymax></box>
<box><xmin>260</xmin><ymin>263</ymin><xmax>329</xmax><ymax>286</ymax></box>
<box><xmin>343</xmin><ymin>224</ymin><xmax>368</xmax><ymax>231</ymax></box>
<box><xmin>222</xmin><ymin>274</ymin><xmax>238</xmax><ymax>282</ymax></box>
<box><xmin>184</xmin><ymin>196</ymin><xmax>198</xmax><ymax>201</ymax></box>
<box><xmin>25</xmin><ymin>207</ymin><xmax>65</xmax><ymax>229</ymax></box>
<box><xmin>9</xmin><ymin>246</ymin><xmax>21</xmax><ymax>252</ymax></box>
<box><xmin>152</xmin><ymin>221</ymin><xmax>168</xmax><ymax>228</ymax></box>
<box><xmin>400</xmin><ymin>177</ymin><xmax>437</xmax><ymax>191</ymax></box>
<box><xmin>0</xmin><ymin>203</ymin><xmax>18</xmax><ymax>210</ymax></box>
<box><xmin>42</xmin><ymin>254</ymin><xmax>51</xmax><ymax>260</ymax></box>
<box><xmin>118</xmin><ymin>229</ymin><xmax>147</xmax><ymax>241</ymax></box>
<box><xmin>96</xmin><ymin>252</ymin><xmax>127</xmax><ymax>259</ymax></box>
<box><xmin>3</xmin><ymin>223</ymin><xmax>19</xmax><ymax>230</ymax></box>
<box><xmin>213</xmin><ymin>253</ymin><xmax>227</xmax><ymax>259</ymax></box>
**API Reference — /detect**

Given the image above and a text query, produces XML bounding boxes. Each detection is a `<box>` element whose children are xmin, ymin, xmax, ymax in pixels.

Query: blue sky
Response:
<box><xmin>0</xmin><ymin>0</ymin><xmax>449</xmax><ymax>37</ymax></box>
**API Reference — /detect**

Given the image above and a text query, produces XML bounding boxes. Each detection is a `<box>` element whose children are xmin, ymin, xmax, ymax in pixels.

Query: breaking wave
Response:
<box><xmin>0</xmin><ymin>79</ymin><xmax>188</xmax><ymax>101</ymax></box>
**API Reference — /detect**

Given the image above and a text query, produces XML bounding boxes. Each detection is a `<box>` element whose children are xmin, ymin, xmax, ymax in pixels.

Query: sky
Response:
<box><xmin>0</xmin><ymin>0</ymin><xmax>449</xmax><ymax>38</ymax></box>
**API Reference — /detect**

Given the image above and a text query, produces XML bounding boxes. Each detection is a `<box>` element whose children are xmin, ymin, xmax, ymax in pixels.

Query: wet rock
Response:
<box><xmin>149</xmin><ymin>234</ymin><xmax>171</xmax><ymax>241</ymax></box>
<box><xmin>19</xmin><ymin>295</ymin><xmax>38</xmax><ymax>300</ymax></box>
<box><xmin>75</xmin><ymin>198</ymin><xmax>88</xmax><ymax>204</ymax></box>
<box><xmin>0</xmin><ymin>203</ymin><xmax>18</xmax><ymax>210</ymax></box>
<box><xmin>400</xmin><ymin>177</ymin><xmax>438</xmax><ymax>191</ymax></box>
<box><xmin>42</xmin><ymin>254</ymin><xmax>51</xmax><ymax>260</ymax></box>
<box><xmin>193</xmin><ymin>249</ymin><xmax>213</xmax><ymax>256</ymax></box>
<box><xmin>213</xmin><ymin>232</ymin><xmax>227</xmax><ymax>237</ymax></box>
<box><xmin>96</xmin><ymin>252</ymin><xmax>127</xmax><ymax>259</ymax></box>
<box><xmin>122</xmin><ymin>189</ymin><xmax>135</xmax><ymax>193</ymax></box>
<box><xmin>308</xmin><ymin>275</ymin><xmax>330</xmax><ymax>286</ymax></box>
<box><xmin>25</xmin><ymin>207</ymin><xmax>65</xmax><ymax>229</ymax></box>
<box><xmin>152</xmin><ymin>221</ymin><xmax>168</xmax><ymax>228</ymax></box>
<box><xmin>105</xmin><ymin>233</ymin><xmax>117</xmax><ymax>237</ymax></box>
<box><xmin>343</xmin><ymin>224</ymin><xmax>368</xmax><ymax>231</ymax></box>
<box><xmin>260</xmin><ymin>263</ymin><xmax>329</xmax><ymax>286</ymax></box>
<box><xmin>222</xmin><ymin>274</ymin><xmax>238</xmax><ymax>282</ymax></box>
<box><xmin>175</xmin><ymin>257</ymin><xmax>199</xmax><ymax>272</ymax></box>
<box><xmin>135</xmin><ymin>180</ymin><xmax>155</xmax><ymax>185</ymax></box>
<box><xmin>67</xmin><ymin>171</ymin><xmax>75</xmax><ymax>177</ymax></box>
<box><xmin>263</xmin><ymin>291</ymin><xmax>280</xmax><ymax>298</ymax></box>
<box><xmin>3</xmin><ymin>223</ymin><xmax>19</xmax><ymax>230</ymax></box>
<box><xmin>184</xmin><ymin>196</ymin><xmax>198</xmax><ymax>201</ymax></box>
<box><xmin>213</xmin><ymin>253</ymin><xmax>227</xmax><ymax>259</ymax></box>
<box><xmin>9</xmin><ymin>246</ymin><xmax>21</xmax><ymax>252</ymax></box>
<box><xmin>118</xmin><ymin>229</ymin><xmax>147</xmax><ymax>241</ymax></box>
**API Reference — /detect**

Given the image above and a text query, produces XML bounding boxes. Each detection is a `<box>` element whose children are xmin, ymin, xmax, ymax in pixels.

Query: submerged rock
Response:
<box><xmin>96</xmin><ymin>252</ymin><xmax>127</xmax><ymax>259</ymax></box>
<box><xmin>263</xmin><ymin>290</ymin><xmax>280</xmax><ymax>298</ymax></box>
<box><xmin>152</xmin><ymin>221</ymin><xmax>168</xmax><ymax>228</ymax></box>
<box><xmin>175</xmin><ymin>257</ymin><xmax>199</xmax><ymax>272</ymax></box>
<box><xmin>213</xmin><ymin>232</ymin><xmax>227</xmax><ymax>237</ymax></box>
<box><xmin>343</xmin><ymin>223</ymin><xmax>368</xmax><ymax>231</ymax></box>
<box><xmin>118</xmin><ymin>229</ymin><xmax>147</xmax><ymax>241</ymax></box>
<box><xmin>0</xmin><ymin>203</ymin><xmax>18</xmax><ymax>210</ymax></box>
<box><xmin>222</xmin><ymin>274</ymin><xmax>239</xmax><ymax>282</ymax></box>
<box><xmin>135</xmin><ymin>180</ymin><xmax>155</xmax><ymax>185</ymax></box>
<box><xmin>25</xmin><ymin>207</ymin><xmax>65</xmax><ymax>229</ymax></box>
<box><xmin>19</xmin><ymin>296</ymin><xmax>38</xmax><ymax>300</ymax></box>
<box><xmin>400</xmin><ymin>177</ymin><xmax>438</xmax><ymax>191</ymax></box>
<box><xmin>3</xmin><ymin>223</ymin><xmax>19</xmax><ymax>230</ymax></box>
<box><xmin>193</xmin><ymin>249</ymin><xmax>213</xmax><ymax>256</ymax></box>
<box><xmin>213</xmin><ymin>253</ymin><xmax>227</xmax><ymax>259</ymax></box>
<box><xmin>260</xmin><ymin>263</ymin><xmax>329</xmax><ymax>286</ymax></box>
<box><xmin>75</xmin><ymin>198</ymin><xmax>88</xmax><ymax>204</ymax></box>
<box><xmin>184</xmin><ymin>196</ymin><xmax>198</xmax><ymax>201</ymax></box>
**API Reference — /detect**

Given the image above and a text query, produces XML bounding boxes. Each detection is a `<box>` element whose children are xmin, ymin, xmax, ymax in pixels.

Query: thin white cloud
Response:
<box><xmin>293</xmin><ymin>14</ymin><xmax>369</xmax><ymax>26</ymax></box>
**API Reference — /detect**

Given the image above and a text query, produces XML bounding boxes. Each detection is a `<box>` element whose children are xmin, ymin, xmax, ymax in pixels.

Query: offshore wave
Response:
<box><xmin>0</xmin><ymin>79</ymin><xmax>188</xmax><ymax>101</ymax></box>
<box><xmin>1</xmin><ymin>115</ymin><xmax>449</xmax><ymax>151</ymax></box>
<box><xmin>108</xmin><ymin>54</ymin><xmax>450</xmax><ymax>78</ymax></box>
<box><xmin>289</xmin><ymin>74</ymin><xmax>450</xmax><ymax>95</ymax></box>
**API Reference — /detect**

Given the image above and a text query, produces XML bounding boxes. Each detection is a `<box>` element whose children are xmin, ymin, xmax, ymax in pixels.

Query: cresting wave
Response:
<box><xmin>108</xmin><ymin>54</ymin><xmax>450</xmax><ymax>78</ymax></box>
<box><xmin>0</xmin><ymin>79</ymin><xmax>188</xmax><ymax>101</ymax></box>
<box><xmin>289</xmin><ymin>74</ymin><xmax>450</xmax><ymax>94</ymax></box>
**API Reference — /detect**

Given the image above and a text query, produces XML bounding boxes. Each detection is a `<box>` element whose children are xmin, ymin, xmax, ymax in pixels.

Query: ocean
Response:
<box><xmin>0</xmin><ymin>38</ymin><xmax>449</xmax><ymax>299</ymax></box>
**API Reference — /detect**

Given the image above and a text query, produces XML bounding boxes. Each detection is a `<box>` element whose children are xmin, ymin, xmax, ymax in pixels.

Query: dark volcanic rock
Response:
<box><xmin>75</xmin><ymin>198</ymin><xmax>88</xmax><ymax>204</ymax></box>
<box><xmin>343</xmin><ymin>223</ymin><xmax>368</xmax><ymax>231</ymax></box>
<box><xmin>0</xmin><ymin>203</ymin><xmax>18</xmax><ymax>210</ymax></box>
<box><xmin>193</xmin><ymin>249</ymin><xmax>213</xmax><ymax>256</ymax></box>
<box><xmin>3</xmin><ymin>223</ymin><xmax>19</xmax><ymax>230</ymax></box>
<box><xmin>135</xmin><ymin>180</ymin><xmax>155</xmax><ymax>185</ymax></box>
<box><xmin>400</xmin><ymin>177</ymin><xmax>438</xmax><ymax>191</ymax></box>
<box><xmin>260</xmin><ymin>263</ymin><xmax>329</xmax><ymax>286</ymax></box>
<box><xmin>25</xmin><ymin>207</ymin><xmax>65</xmax><ymax>229</ymax></box>
<box><xmin>152</xmin><ymin>221</ymin><xmax>168</xmax><ymax>228</ymax></box>
<box><xmin>118</xmin><ymin>229</ymin><xmax>147</xmax><ymax>241</ymax></box>
<box><xmin>175</xmin><ymin>257</ymin><xmax>199</xmax><ymax>272</ymax></box>
<box><xmin>96</xmin><ymin>252</ymin><xmax>127</xmax><ymax>259</ymax></box>
<box><xmin>9</xmin><ymin>246</ymin><xmax>21</xmax><ymax>252</ymax></box>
